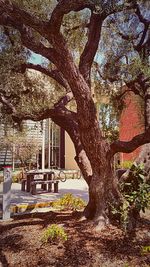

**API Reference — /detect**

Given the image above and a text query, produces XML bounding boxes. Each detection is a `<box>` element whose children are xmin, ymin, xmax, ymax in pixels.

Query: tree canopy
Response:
<box><xmin>0</xmin><ymin>1</ymin><xmax>149</xmax><ymax>133</ymax></box>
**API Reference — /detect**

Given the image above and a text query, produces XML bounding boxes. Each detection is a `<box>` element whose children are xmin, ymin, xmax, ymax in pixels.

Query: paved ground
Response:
<box><xmin>0</xmin><ymin>179</ymin><xmax>89</xmax><ymax>214</ymax></box>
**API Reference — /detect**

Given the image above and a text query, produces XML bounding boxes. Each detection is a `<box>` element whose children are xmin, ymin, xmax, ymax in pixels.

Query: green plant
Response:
<box><xmin>0</xmin><ymin>170</ymin><xmax>22</xmax><ymax>183</ymax></box>
<box><xmin>111</xmin><ymin>163</ymin><xmax>150</xmax><ymax>232</ymax></box>
<box><xmin>141</xmin><ymin>246</ymin><xmax>150</xmax><ymax>255</ymax></box>
<box><xmin>12</xmin><ymin>170</ymin><xmax>23</xmax><ymax>183</ymax></box>
<box><xmin>41</xmin><ymin>224</ymin><xmax>68</xmax><ymax>243</ymax></box>
<box><xmin>121</xmin><ymin>163</ymin><xmax>150</xmax><ymax>211</ymax></box>
<box><xmin>52</xmin><ymin>193</ymin><xmax>86</xmax><ymax>211</ymax></box>
<box><xmin>117</xmin><ymin>160</ymin><xmax>134</xmax><ymax>169</ymax></box>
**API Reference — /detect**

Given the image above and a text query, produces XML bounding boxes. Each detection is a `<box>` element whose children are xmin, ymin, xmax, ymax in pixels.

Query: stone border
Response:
<box><xmin>10</xmin><ymin>201</ymin><xmax>54</xmax><ymax>214</ymax></box>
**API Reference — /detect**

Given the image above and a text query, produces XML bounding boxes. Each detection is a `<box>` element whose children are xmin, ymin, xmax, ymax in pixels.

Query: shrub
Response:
<box><xmin>120</xmin><ymin>163</ymin><xmax>150</xmax><ymax>212</ymax></box>
<box><xmin>116</xmin><ymin>160</ymin><xmax>134</xmax><ymax>169</ymax></box>
<box><xmin>52</xmin><ymin>193</ymin><xmax>86</xmax><ymax>211</ymax></box>
<box><xmin>12</xmin><ymin>170</ymin><xmax>23</xmax><ymax>183</ymax></box>
<box><xmin>141</xmin><ymin>246</ymin><xmax>150</xmax><ymax>255</ymax></box>
<box><xmin>111</xmin><ymin>163</ymin><xmax>150</xmax><ymax>233</ymax></box>
<box><xmin>0</xmin><ymin>169</ymin><xmax>22</xmax><ymax>183</ymax></box>
<box><xmin>41</xmin><ymin>224</ymin><xmax>67</xmax><ymax>243</ymax></box>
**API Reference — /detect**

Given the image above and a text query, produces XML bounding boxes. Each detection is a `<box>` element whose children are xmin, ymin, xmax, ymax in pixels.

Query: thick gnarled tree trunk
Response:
<box><xmin>79</xmin><ymin>140</ymin><xmax>120</xmax><ymax>230</ymax></box>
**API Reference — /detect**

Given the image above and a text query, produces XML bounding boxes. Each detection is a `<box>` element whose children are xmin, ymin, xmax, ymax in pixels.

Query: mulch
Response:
<box><xmin>0</xmin><ymin>210</ymin><xmax>150</xmax><ymax>267</ymax></box>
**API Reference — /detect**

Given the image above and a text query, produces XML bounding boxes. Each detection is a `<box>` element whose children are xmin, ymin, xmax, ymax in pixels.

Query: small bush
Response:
<box><xmin>117</xmin><ymin>160</ymin><xmax>134</xmax><ymax>169</ymax></box>
<box><xmin>41</xmin><ymin>224</ymin><xmax>67</xmax><ymax>243</ymax></box>
<box><xmin>141</xmin><ymin>246</ymin><xmax>150</xmax><ymax>255</ymax></box>
<box><xmin>12</xmin><ymin>171</ymin><xmax>23</xmax><ymax>183</ymax></box>
<box><xmin>52</xmin><ymin>193</ymin><xmax>86</xmax><ymax>211</ymax></box>
<box><xmin>0</xmin><ymin>170</ymin><xmax>22</xmax><ymax>183</ymax></box>
<box><xmin>120</xmin><ymin>163</ymin><xmax>150</xmax><ymax>213</ymax></box>
<box><xmin>111</xmin><ymin>163</ymin><xmax>150</xmax><ymax>233</ymax></box>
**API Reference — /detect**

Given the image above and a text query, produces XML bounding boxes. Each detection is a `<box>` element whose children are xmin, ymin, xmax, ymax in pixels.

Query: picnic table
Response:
<box><xmin>21</xmin><ymin>169</ymin><xmax>58</xmax><ymax>194</ymax></box>
<box><xmin>21</xmin><ymin>168</ymin><xmax>81</xmax><ymax>195</ymax></box>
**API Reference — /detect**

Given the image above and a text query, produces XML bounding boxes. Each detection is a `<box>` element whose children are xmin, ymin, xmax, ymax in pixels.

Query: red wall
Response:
<box><xmin>119</xmin><ymin>91</ymin><xmax>143</xmax><ymax>162</ymax></box>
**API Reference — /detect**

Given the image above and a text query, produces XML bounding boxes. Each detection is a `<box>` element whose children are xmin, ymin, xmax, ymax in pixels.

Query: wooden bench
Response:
<box><xmin>30</xmin><ymin>180</ymin><xmax>59</xmax><ymax>195</ymax></box>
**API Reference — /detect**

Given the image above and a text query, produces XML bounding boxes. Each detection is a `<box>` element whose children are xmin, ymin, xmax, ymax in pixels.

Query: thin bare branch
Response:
<box><xmin>115</xmin><ymin>88</ymin><xmax>134</xmax><ymax>100</ymax></box>
<box><xmin>133</xmin><ymin>2</ymin><xmax>150</xmax><ymax>51</ymax></box>
<box><xmin>3</xmin><ymin>26</ymin><xmax>15</xmax><ymax>46</ymax></box>
<box><xmin>0</xmin><ymin>93</ymin><xmax>17</xmax><ymax>113</ymax></box>
<box><xmin>126</xmin><ymin>73</ymin><xmax>150</xmax><ymax>96</ymax></box>
<box><xmin>135</xmin><ymin>2</ymin><xmax>150</xmax><ymax>26</ymax></box>
<box><xmin>136</xmin><ymin>24</ymin><xmax>149</xmax><ymax>52</ymax></box>
<box><xmin>54</xmin><ymin>91</ymin><xmax>74</xmax><ymax>108</ymax></box>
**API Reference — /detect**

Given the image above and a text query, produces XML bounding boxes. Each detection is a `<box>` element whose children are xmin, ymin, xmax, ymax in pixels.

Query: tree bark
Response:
<box><xmin>74</xmin><ymin>149</ymin><xmax>92</xmax><ymax>186</ymax></box>
<box><xmin>82</xmin><ymin>141</ymin><xmax>121</xmax><ymax>230</ymax></box>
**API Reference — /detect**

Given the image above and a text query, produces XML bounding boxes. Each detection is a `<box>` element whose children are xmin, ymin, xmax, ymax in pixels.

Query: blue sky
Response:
<box><xmin>29</xmin><ymin>52</ymin><xmax>48</xmax><ymax>65</ymax></box>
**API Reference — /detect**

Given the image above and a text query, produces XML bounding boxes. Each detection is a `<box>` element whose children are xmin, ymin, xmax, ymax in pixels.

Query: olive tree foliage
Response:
<box><xmin>0</xmin><ymin>12</ymin><xmax>67</xmax><ymax>127</ymax></box>
<box><xmin>0</xmin><ymin>0</ymin><xmax>150</xmax><ymax>231</ymax></box>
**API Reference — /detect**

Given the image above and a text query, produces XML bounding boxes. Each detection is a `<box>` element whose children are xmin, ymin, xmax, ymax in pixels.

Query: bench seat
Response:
<box><xmin>21</xmin><ymin>178</ymin><xmax>44</xmax><ymax>192</ymax></box>
<box><xmin>30</xmin><ymin>180</ymin><xmax>59</xmax><ymax>195</ymax></box>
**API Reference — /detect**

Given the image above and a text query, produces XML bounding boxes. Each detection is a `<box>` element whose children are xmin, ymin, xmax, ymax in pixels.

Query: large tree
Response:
<box><xmin>0</xmin><ymin>0</ymin><xmax>150</xmax><ymax>231</ymax></box>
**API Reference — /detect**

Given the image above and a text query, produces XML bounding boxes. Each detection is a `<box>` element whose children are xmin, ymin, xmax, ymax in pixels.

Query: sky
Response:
<box><xmin>28</xmin><ymin>52</ymin><xmax>48</xmax><ymax>65</ymax></box>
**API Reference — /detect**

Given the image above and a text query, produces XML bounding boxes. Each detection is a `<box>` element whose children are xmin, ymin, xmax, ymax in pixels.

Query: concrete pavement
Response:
<box><xmin>1</xmin><ymin>179</ymin><xmax>89</xmax><ymax>214</ymax></box>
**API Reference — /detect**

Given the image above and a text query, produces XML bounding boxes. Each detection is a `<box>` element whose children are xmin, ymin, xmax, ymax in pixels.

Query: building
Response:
<box><xmin>40</xmin><ymin>119</ymin><xmax>78</xmax><ymax>170</ymax></box>
<box><xmin>119</xmin><ymin>91</ymin><xmax>144</xmax><ymax>162</ymax></box>
<box><xmin>0</xmin><ymin>119</ymin><xmax>78</xmax><ymax>170</ymax></box>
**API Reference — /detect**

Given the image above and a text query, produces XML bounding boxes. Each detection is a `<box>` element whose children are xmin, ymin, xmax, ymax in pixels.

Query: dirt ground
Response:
<box><xmin>0</xmin><ymin>210</ymin><xmax>150</xmax><ymax>267</ymax></box>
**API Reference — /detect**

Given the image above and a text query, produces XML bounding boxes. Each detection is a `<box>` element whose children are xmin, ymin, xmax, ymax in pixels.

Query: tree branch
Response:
<box><xmin>16</xmin><ymin>27</ymin><xmax>60</xmax><ymax>65</ymax></box>
<box><xmin>110</xmin><ymin>127</ymin><xmax>150</xmax><ymax>155</ymax></box>
<box><xmin>0</xmin><ymin>93</ymin><xmax>17</xmax><ymax>113</ymax></box>
<box><xmin>126</xmin><ymin>73</ymin><xmax>150</xmax><ymax>96</ymax></box>
<box><xmin>135</xmin><ymin>2</ymin><xmax>150</xmax><ymax>26</ymax></box>
<box><xmin>0</xmin><ymin>13</ymin><xmax>61</xmax><ymax>66</ymax></box>
<box><xmin>49</xmin><ymin>0</ymin><xmax>136</xmax><ymax>32</ymax></box>
<box><xmin>133</xmin><ymin>2</ymin><xmax>150</xmax><ymax>52</ymax></box>
<box><xmin>0</xmin><ymin>0</ymin><xmax>48</xmax><ymax>38</ymax></box>
<box><xmin>20</xmin><ymin>63</ymin><xmax>70</xmax><ymax>91</ymax></box>
<box><xmin>48</xmin><ymin>0</ymin><xmax>95</xmax><ymax>34</ymax></box>
<box><xmin>3</xmin><ymin>26</ymin><xmax>15</xmax><ymax>46</ymax></box>
<box><xmin>0</xmin><ymin>87</ymin><xmax>75</xmax><ymax>125</ymax></box>
<box><xmin>135</xmin><ymin>24</ymin><xmax>149</xmax><ymax>52</ymax></box>
<box><xmin>11</xmin><ymin>106</ymin><xmax>76</xmax><ymax>123</ymax></box>
<box><xmin>115</xmin><ymin>88</ymin><xmax>134</xmax><ymax>101</ymax></box>
<box><xmin>79</xmin><ymin>13</ymin><xmax>102</xmax><ymax>86</ymax></box>
<box><xmin>54</xmin><ymin>91</ymin><xmax>74</xmax><ymax>108</ymax></box>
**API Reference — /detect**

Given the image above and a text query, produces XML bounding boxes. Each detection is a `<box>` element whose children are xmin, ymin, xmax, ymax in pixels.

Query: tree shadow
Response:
<box><xmin>0</xmin><ymin>209</ymin><xmax>149</xmax><ymax>266</ymax></box>
<box><xmin>59</xmin><ymin>214</ymin><xmax>150</xmax><ymax>265</ymax></box>
<box><xmin>0</xmin><ymin>234</ymin><xmax>25</xmax><ymax>267</ymax></box>
<box><xmin>0</xmin><ymin>234</ymin><xmax>24</xmax><ymax>252</ymax></box>
<box><xmin>0</xmin><ymin>218</ymin><xmax>44</xmax><ymax>233</ymax></box>
<box><xmin>0</xmin><ymin>250</ymin><xmax>9</xmax><ymax>267</ymax></box>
